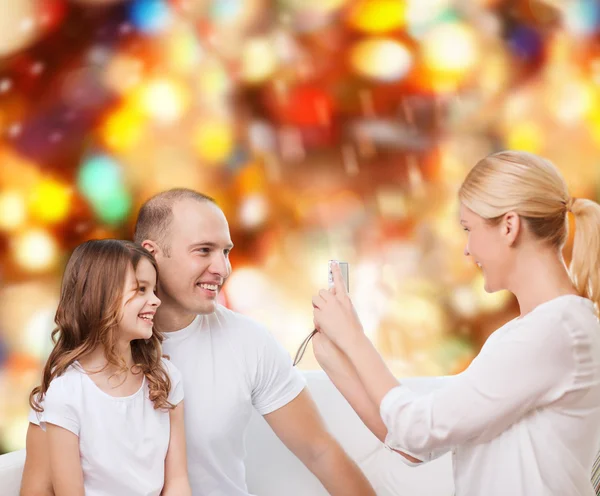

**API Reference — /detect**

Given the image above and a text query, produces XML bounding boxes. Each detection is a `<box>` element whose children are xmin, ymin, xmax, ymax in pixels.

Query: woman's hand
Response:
<box><xmin>312</xmin><ymin>262</ymin><xmax>364</xmax><ymax>351</ymax></box>
<box><xmin>312</xmin><ymin>331</ymin><xmax>355</xmax><ymax>379</ymax></box>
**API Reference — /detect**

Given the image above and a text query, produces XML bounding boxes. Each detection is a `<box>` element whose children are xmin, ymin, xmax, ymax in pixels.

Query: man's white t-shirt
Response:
<box><xmin>381</xmin><ymin>294</ymin><xmax>600</xmax><ymax>496</ymax></box>
<box><xmin>161</xmin><ymin>304</ymin><xmax>306</xmax><ymax>496</ymax></box>
<box><xmin>29</xmin><ymin>357</ymin><xmax>183</xmax><ymax>496</ymax></box>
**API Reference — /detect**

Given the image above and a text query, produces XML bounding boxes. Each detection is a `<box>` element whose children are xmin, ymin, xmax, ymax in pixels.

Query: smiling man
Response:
<box><xmin>134</xmin><ymin>189</ymin><xmax>374</xmax><ymax>495</ymax></box>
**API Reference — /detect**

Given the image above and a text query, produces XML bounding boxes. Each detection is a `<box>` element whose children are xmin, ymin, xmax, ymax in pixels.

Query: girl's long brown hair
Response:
<box><xmin>30</xmin><ymin>239</ymin><xmax>174</xmax><ymax>411</ymax></box>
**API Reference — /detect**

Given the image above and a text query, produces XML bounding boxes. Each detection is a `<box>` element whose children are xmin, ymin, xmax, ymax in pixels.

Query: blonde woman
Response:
<box><xmin>312</xmin><ymin>151</ymin><xmax>600</xmax><ymax>496</ymax></box>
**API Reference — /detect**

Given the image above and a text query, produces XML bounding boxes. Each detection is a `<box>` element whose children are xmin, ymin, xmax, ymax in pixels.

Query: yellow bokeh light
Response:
<box><xmin>136</xmin><ymin>79</ymin><xmax>190</xmax><ymax>124</ymax></box>
<box><xmin>193</xmin><ymin>121</ymin><xmax>234</xmax><ymax>163</ymax></box>
<box><xmin>198</xmin><ymin>59</ymin><xmax>231</xmax><ymax>99</ymax></box>
<box><xmin>347</xmin><ymin>0</ymin><xmax>406</xmax><ymax>34</ymax></box>
<box><xmin>241</xmin><ymin>37</ymin><xmax>278</xmax><ymax>83</ymax></box>
<box><xmin>0</xmin><ymin>190</ymin><xmax>26</xmax><ymax>231</ymax></box>
<box><xmin>29</xmin><ymin>178</ymin><xmax>72</xmax><ymax>224</ymax></box>
<box><xmin>12</xmin><ymin>229</ymin><xmax>59</xmax><ymax>272</ymax></box>
<box><xmin>422</xmin><ymin>22</ymin><xmax>479</xmax><ymax>75</ymax></box>
<box><xmin>102</xmin><ymin>104</ymin><xmax>145</xmax><ymax>152</ymax></box>
<box><xmin>166</xmin><ymin>26</ymin><xmax>203</xmax><ymax>74</ymax></box>
<box><xmin>506</xmin><ymin>121</ymin><xmax>544</xmax><ymax>153</ymax></box>
<box><xmin>103</xmin><ymin>54</ymin><xmax>144</xmax><ymax>95</ymax></box>
<box><xmin>550</xmin><ymin>78</ymin><xmax>598</xmax><ymax>124</ymax></box>
<box><xmin>350</xmin><ymin>38</ymin><xmax>413</xmax><ymax>82</ymax></box>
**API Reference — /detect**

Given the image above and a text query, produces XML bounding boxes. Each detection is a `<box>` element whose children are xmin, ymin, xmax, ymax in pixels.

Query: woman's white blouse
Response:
<box><xmin>381</xmin><ymin>295</ymin><xmax>600</xmax><ymax>496</ymax></box>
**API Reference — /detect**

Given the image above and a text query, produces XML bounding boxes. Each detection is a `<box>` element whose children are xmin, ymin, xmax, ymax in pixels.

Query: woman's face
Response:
<box><xmin>460</xmin><ymin>203</ymin><xmax>513</xmax><ymax>293</ymax></box>
<box><xmin>118</xmin><ymin>258</ymin><xmax>161</xmax><ymax>341</ymax></box>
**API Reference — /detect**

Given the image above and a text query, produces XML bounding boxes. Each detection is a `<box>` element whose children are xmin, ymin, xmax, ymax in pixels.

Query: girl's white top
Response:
<box><xmin>381</xmin><ymin>295</ymin><xmax>600</xmax><ymax>496</ymax></box>
<box><xmin>30</xmin><ymin>357</ymin><xmax>183</xmax><ymax>496</ymax></box>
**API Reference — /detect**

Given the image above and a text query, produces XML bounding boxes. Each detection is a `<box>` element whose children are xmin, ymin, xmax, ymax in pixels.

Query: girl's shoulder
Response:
<box><xmin>43</xmin><ymin>362</ymin><xmax>87</xmax><ymax>403</ymax></box>
<box><xmin>159</xmin><ymin>356</ymin><xmax>182</xmax><ymax>382</ymax></box>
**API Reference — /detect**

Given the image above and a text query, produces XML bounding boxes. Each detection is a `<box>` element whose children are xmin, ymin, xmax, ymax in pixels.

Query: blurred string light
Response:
<box><xmin>101</xmin><ymin>103</ymin><xmax>146</xmax><ymax>152</ymax></box>
<box><xmin>11</xmin><ymin>229</ymin><xmax>59</xmax><ymax>272</ymax></box>
<box><xmin>38</xmin><ymin>0</ymin><xmax>68</xmax><ymax>32</ymax></box>
<box><xmin>420</xmin><ymin>21</ymin><xmax>479</xmax><ymax>89</ymax></box>
<box><xmin>210</xmin><ymin>0</ymin><xmax>244</xmax><ymax>22</ymax></box>
<box><xmin>165</xmin><ymin>25</ymin><xmax>203</xmax><ymax>74</ymax></box>
<box><xmin>349</xmin><ymin>38</ymin><xmax>413</xmax><ymax>82</ymax></box>
<box><xmin>346</xmin><ymin>0</ymin><xmax>406</xmax><ymax>33</ymax></box>
<box><xmin>193</xmin><ymin>120</ymin><xmax>235</xmax><ymax>163</ymax></box>
<box><xmin>0</xmin><ymin>0</ymin><xmax>41</xmax><ymax>58</ymax></box>
<box><xmin>238</xmin><ymin>194</ymin><xmax>269</xmax><ymax>228</ymax></box>
<box><xmin>225</xmin><ymin>267</ymin><xmax>274</xmax><ymax>313</ymax></box>
<box><xmin>28</xmin><ymin>178</ymin><xmax>72</xmax><ymax>224</ymax></box>
<box><xmin>25</xmin><ymin>307</ymin><xmax>56</xmax><ymax>359</ymax></box>
<box><xmin>135</xmin><ymin>78</ymin><xmax>190</xmax><ymax>124</ymax></box>
<box><xmin>0</xmin><ymin>191</ymin><xmax>27</xmax><ymax>231</ymax></box>
<box><xmin>77</xmin><ymin>155</ymin><xmax>132</xmax><ymax>225</ymax></box>
<box><xmin>550</xmin><ymin>78</ymin><xmax>597</xmax><ymax>124</ymax></box>
<box><xmin>103</xmin><ymin>54</ymin><xmax>144</xmax><ymax>95</ymax></box>
<box><xmin>241</xmin><ymin>37</ymin><xmax>279</xmax><ymax>84</ymax></box>
<box><xmin>406</xmin><ymin>0</ymin><xmax>453</xmax><ymax>39</ymax></box>
<box><xmin>130</xmin><ymin>0</ymin><xmax>173</xmax><ymax>34</ymax></box>
<box><xmin>506</xmin><ymin>121</ymin><xmax>544</xmax><ymax>153</ymax></box>
<box><xmin>197</xmin><ymin>58</ymin><xmax>232</xmax><ymax>101</ymax></box>
<box><xmin>564</xmin><ymin>0</ymin><xmax>600</xmax><ymax>37</ymax></box>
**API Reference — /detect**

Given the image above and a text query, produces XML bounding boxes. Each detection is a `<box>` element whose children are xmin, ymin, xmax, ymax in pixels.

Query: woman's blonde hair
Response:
<box><xmin>30</xmin><ymin>239</ymin><xmax>174</xmax><ymax>412</ymax></box>
<box><xmin>459</xmin><ymin>150</ymin><xmax>600</xmax><ymax>313</ymax></box>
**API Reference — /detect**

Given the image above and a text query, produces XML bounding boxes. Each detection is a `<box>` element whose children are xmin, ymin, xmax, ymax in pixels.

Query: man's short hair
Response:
<box><xmin>134</xmin><ymin>188</ymin><xmax>216</xmax><ymax>256</ymax></box>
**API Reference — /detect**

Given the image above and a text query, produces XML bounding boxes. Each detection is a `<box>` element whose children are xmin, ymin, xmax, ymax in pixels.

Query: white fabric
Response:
<box><xmin>161</xmin><ymin>304</ymin><xmax>306</xmax><ymax>496</ymax></box>
<box><xmin>2</xmin><ymin>373</ymin><xmax>455</xmax><ymax>496</ymax></box>
<box><xmin>245</xmin><ymin>371</ymin><xmax>454</xmax><ymax>496</ymax></box>
<box><xmin>29</xmin><ymin>357</ymin><xmax>183</xmax><ymax>496</ymax></box>
<box><xmin>381</xmin><ymin>294</ymin><xmax>600</xmax><ymax>496</ymax></box>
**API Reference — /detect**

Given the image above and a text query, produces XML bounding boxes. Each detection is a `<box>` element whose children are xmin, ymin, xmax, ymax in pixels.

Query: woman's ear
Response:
<box><xmin>502</xmin><ymin>211</ymin><xmax>521</xmax><ymax>246</ymax></box>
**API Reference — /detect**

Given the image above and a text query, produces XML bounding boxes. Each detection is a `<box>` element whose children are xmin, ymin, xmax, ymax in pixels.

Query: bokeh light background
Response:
<box><xmin>1</xmin><ymin>0</ymin><xmax>599</xmax><ymax>454</ymax></box>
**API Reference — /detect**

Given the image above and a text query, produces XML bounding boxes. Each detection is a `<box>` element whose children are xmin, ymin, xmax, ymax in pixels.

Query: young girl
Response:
<box><xmin>27</xmin><ymin>239</ymin><xmax>191</xmax><ymax>496</ymax></box>
<box><xmin>312</xmin><ymin>150</ymin><xmax>600</xmax><ymax>496</ymax></box>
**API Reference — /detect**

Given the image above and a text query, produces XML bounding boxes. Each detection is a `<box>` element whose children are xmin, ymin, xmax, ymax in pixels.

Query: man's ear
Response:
<box><xmin>502</xmin><ymin>211</ymin><xmax>521</xmax><ymax>246</ymax></box>
<box><xmin>141</xmin><ymin>240</ymin><xmax>159</xmax><ymax>256</ymax></box>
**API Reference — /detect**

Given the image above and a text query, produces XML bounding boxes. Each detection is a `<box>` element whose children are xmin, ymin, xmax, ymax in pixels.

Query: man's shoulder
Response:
<box><xmin>211</xmin><ymin>304</ymin><xmax>270</xmax><ymax>336</ymax></box>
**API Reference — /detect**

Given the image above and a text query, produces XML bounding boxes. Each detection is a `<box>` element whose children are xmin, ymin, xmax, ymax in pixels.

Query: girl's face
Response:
<box><xmin>119</xmin><ymin>258</ymin><xmax>161</xmax><ymax>341</ymax></box>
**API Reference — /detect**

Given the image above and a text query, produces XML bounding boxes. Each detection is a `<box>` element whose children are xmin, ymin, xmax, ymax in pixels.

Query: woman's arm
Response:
<box><xmin>314</xmin><ymin>263</ymin><xmax>574</xmax><ymax>456</ymax></box>
<box><xmin>46</xmin><ymin>424</ymin><xmax>84</xmax><ymax>496</ymax></box>
<box><xmin>20</xmin><ymin>423</ymin><xmax>54</xmax><ymax>496</ymax></box>
<box><xmin>312</xmin><ymin>332</ymin><xmax>423</xmax><ymax>464</ymax></box>
<box><xmin>161</xmin><ymin>401</ymin><xmax>191</xmax><ymax>496</ymax></box>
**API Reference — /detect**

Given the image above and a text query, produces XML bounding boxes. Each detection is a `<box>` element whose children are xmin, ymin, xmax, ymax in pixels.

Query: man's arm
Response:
<box><xmin>264</xmin><ymin>389</ymin><xmax>376</xmax><ymax>496</ymax></box>
<box><xmin>46</xmin><ymin>424</ymin><xmax>84</xmax><ymax>496</ymax></box>
<box><xmin>161</xmin><ymin>402</ymin><xmax>192</xmax><ymax>496</ymax></box>
<box><xmin>20</xmin><ymin>423</ymin><xmax>54</xmax><ymax>496</ymax></box>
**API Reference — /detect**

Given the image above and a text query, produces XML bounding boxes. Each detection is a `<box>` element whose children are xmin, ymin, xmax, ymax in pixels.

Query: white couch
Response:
<box><xmin>0</xmin><ymin>371</ymin><xmax>454</xmax><ymax>495</ymax></box>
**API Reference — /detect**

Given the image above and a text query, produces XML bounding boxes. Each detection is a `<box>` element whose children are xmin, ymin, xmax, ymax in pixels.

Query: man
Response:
<box><xmin>21</xmin><ymin>188</ymin><xmax>375</xmax><ymax>496</ymax></box>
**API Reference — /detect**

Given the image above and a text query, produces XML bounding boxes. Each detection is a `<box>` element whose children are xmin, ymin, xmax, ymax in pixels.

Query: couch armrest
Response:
<box><xmin>0</xmin><ymin>449</ymin><xmax>26</xmax><ymax>496</ymax></box>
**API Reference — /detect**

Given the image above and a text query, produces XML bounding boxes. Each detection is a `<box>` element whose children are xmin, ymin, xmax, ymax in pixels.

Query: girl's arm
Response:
<box><xmin>20</xmin><ymin>423</ymin><xmax>54</xmax><ymax>496</ymax></box>
<box><xmin>161</xmin><ymin>401</ymin><xmax>191</xmax><ymax>496</ymax></box>
<box><xmin>46</xmin><ymin>424</ymin><xmax>84</xmax><ymax>496</ymax></box>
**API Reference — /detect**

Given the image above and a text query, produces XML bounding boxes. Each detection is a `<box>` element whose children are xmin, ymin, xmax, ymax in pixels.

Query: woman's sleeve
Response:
<box><xmin>380</xmin><ymin>317</ymin><xmax>576</xmax><ymax>456</ymax></box>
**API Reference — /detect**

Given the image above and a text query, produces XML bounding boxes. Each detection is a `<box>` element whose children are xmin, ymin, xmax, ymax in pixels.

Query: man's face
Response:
<box><xmin>154</xmin><ymin>199</ymin><xmax>233</xmax><ymax>316</ymax></box>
